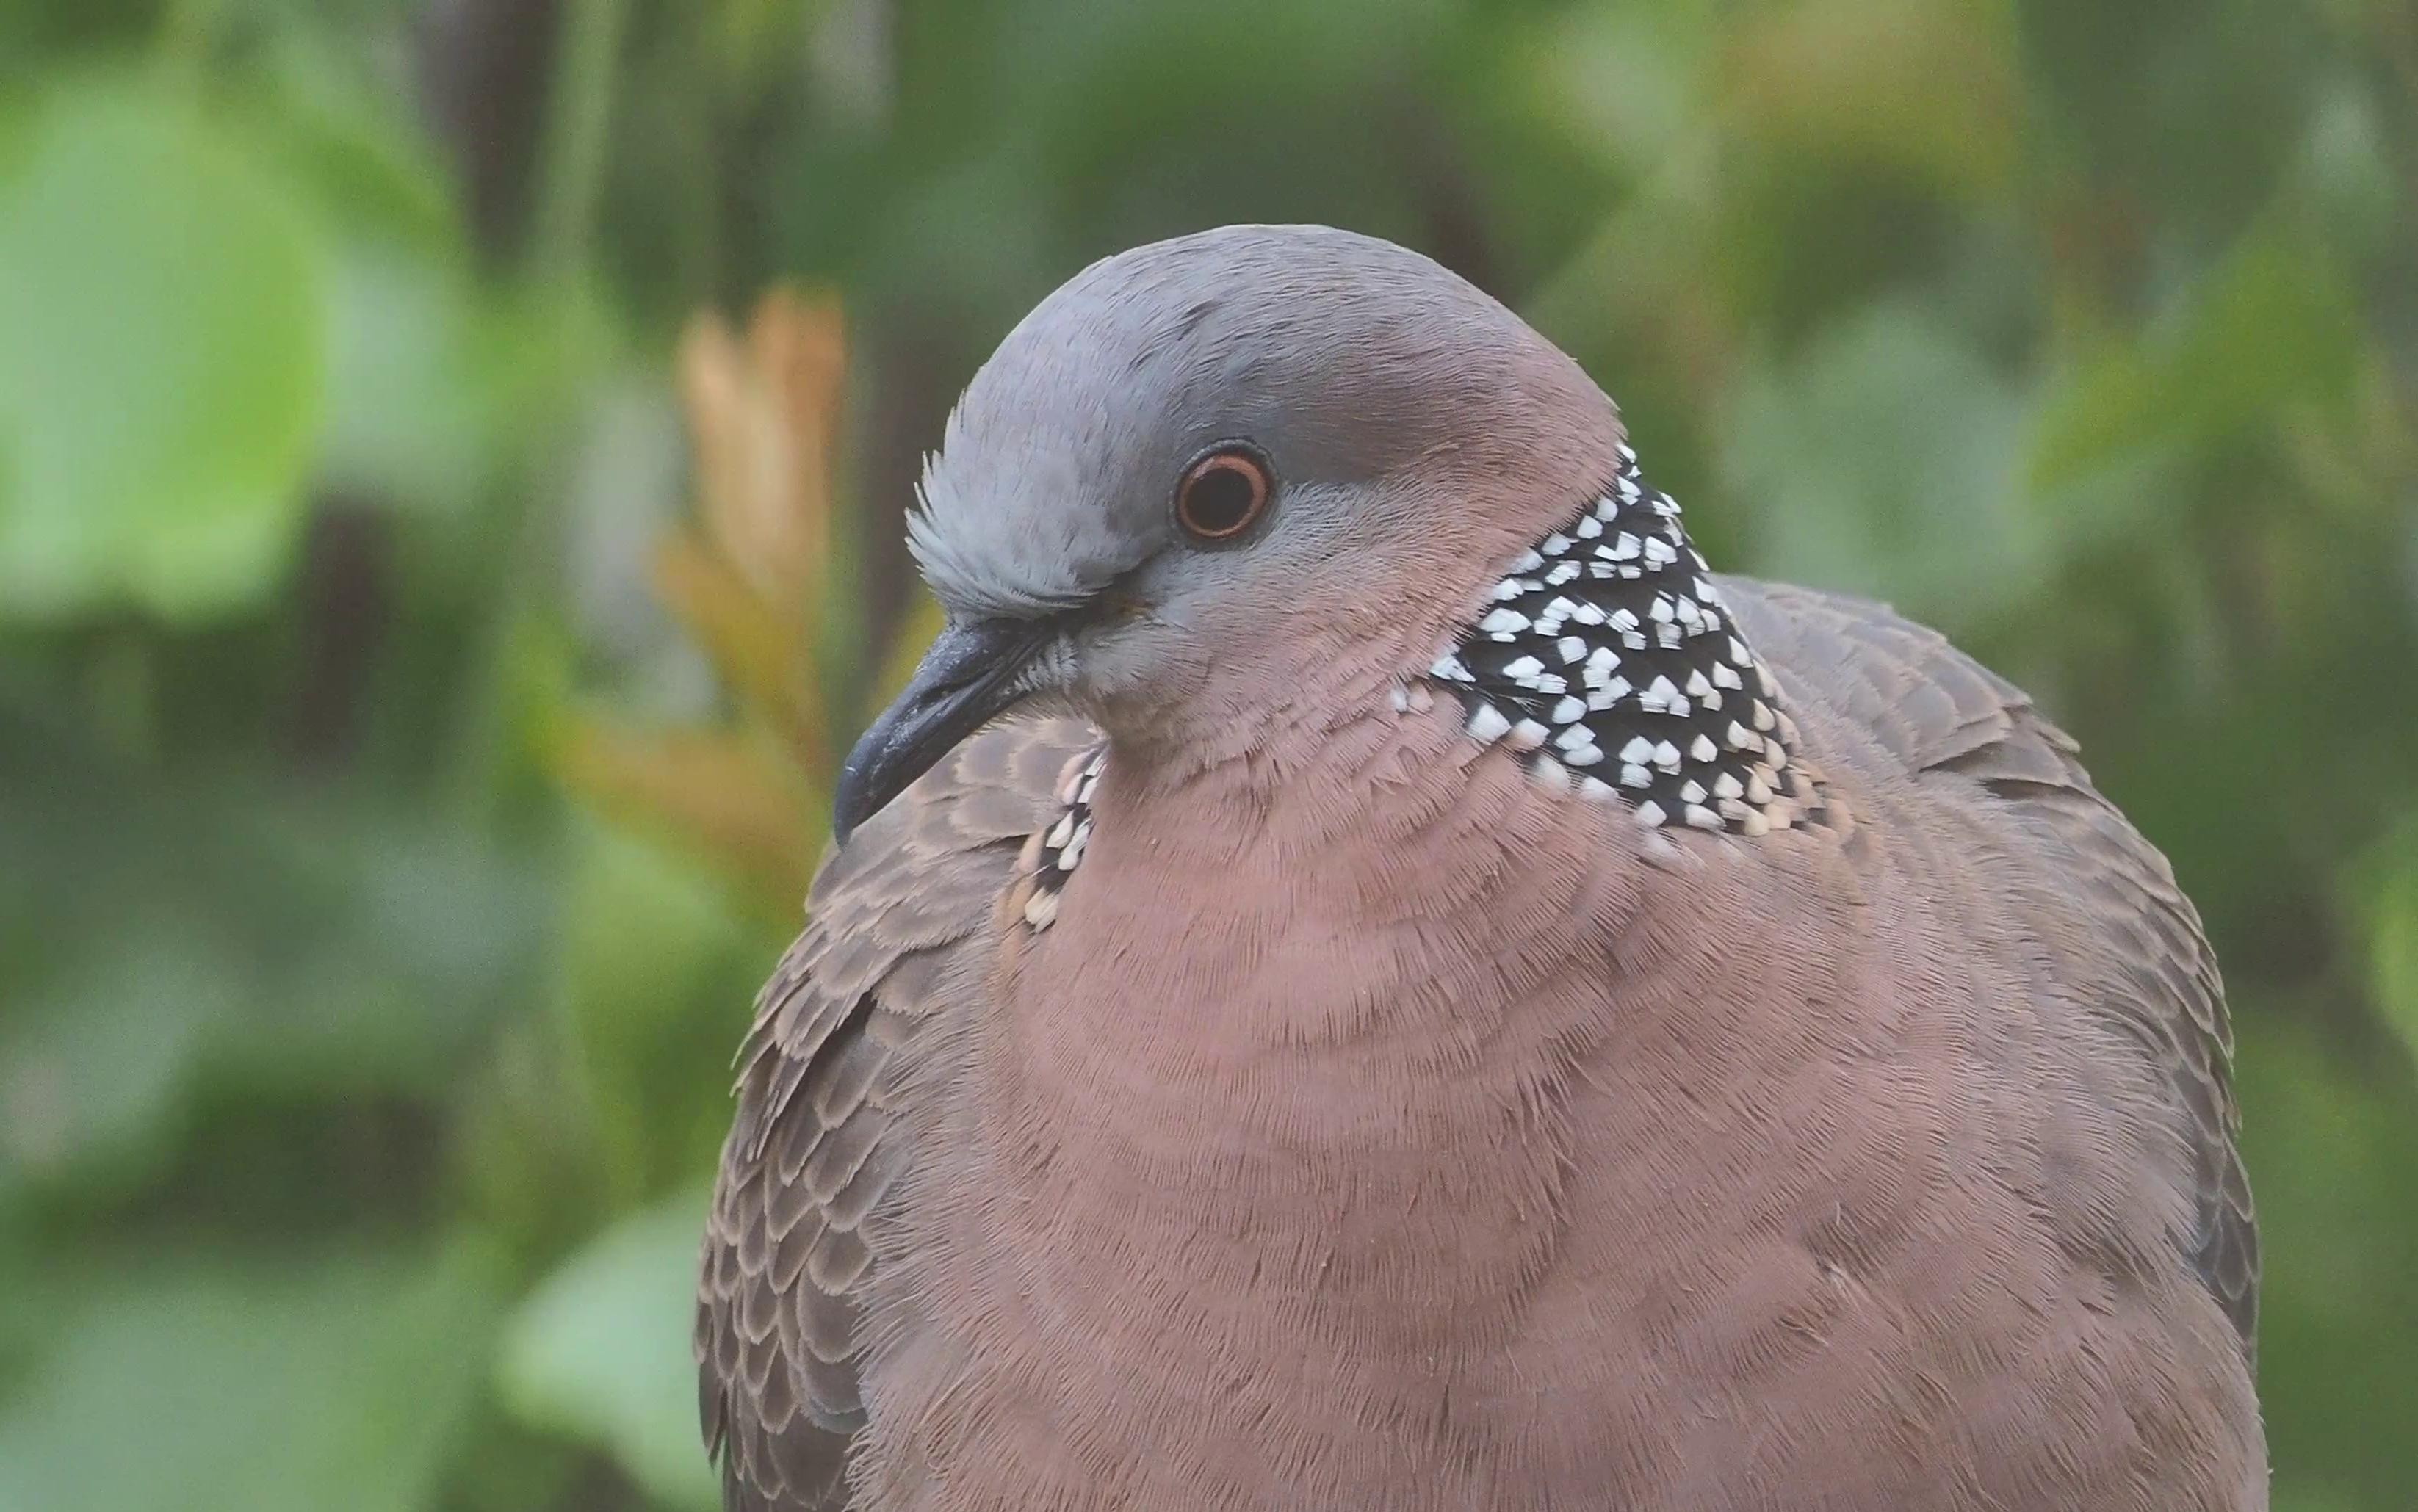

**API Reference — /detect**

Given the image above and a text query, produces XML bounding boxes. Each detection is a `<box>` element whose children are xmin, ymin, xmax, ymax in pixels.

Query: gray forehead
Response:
<box><xmin>909</xmin><ymin>225</ymin><xmax>1540</xmax><ymax>618</ymax></box>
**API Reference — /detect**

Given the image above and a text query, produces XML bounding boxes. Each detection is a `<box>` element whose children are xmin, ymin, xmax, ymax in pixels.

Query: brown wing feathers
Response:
<box><xmin>697</xmin><ymin>717</ymin><xmax>1100</xmax><ymax>1511</ymax></box>
<box><xmin>1728</xmin><ymin>579</ymin><xmax>2256</xmax><ymax>1357</ymax></box>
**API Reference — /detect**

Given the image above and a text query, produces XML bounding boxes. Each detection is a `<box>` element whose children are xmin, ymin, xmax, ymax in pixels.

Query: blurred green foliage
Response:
<box><xmin>1</xmin><ymin>1</ymin><xmax>2413</xmax><ymax>1508</ymax></box>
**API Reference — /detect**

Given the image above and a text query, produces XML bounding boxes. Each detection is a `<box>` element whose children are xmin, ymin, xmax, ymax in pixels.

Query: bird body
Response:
<box><xmin>699</xmin><ymin>226</ymin><xmax>2262</xmax><ymax>1511</ymax></box>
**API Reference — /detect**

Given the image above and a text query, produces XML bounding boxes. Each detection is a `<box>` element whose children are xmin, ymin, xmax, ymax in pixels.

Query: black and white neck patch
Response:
<box><xmin>1423</xmin><ymin>443</ymin><xmax>1818</xmax><ymax>836</ymax></box>
<box><xmin>1018</xmin><ymin>742</ymin><xmax>1105</xmax><ymax>932</ymax></box>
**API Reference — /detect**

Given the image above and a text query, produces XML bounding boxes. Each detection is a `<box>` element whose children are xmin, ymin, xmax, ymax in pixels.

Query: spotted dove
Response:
<box><xmin>697</xmin><ymin>225</ymin><xmax>2264</xmax><ymax>1511</ymax></box>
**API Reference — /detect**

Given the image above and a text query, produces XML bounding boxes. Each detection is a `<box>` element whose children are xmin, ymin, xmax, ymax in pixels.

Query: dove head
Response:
<box><xmin>834</xmin><ymin>224</ymin><xmax>1622</xmax><ymax>842</ymax></box>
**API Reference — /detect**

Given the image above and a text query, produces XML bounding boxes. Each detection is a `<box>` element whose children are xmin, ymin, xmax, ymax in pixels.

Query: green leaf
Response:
<box><xmin>0</xmin><ymin>715</ymin><xmax>545</xmax><ymax>1198</ymax></box>
<box><xmin>1524</xmin><ymin>0</ymin><xmax>1719</xmax><ymax>175</ymax></box>
<box><xmin>1722</xmin><ymin>0</ymin><xmax>2023</xmax><ymax>200</ymax></box>
<box><xmin>0</xmin><ymin>1246</ymin><xmax>504</xmax><ymax>1512</ymax></box>
<box><xmin>2234</xmin><ymin>1012</ymin><xmax>2418</xmax><ymax>1511</ymax></box>
<box><xmin>497</xmin><ymin>1190</ymin><xmax>721</xmax><ymax>1511</ymax></box>
<box><xmin>315</xmin><ymin>250</ymin><xmax>504</xmax><ymax>513</ymax></box>
<box><xmin>1723</xmin><ymin>302</ymin><xmax>2032</xmax><ymax>623</ymax></box>
<box><xmin>2029</xmin><ymin>226</ymin><xmax>2362</xmax><ymax>495</ymax></box>
<box><xmin>233</xmin><ymin>28</ymin><xmax>524</xmax><ymax>516</ymax></box>
<box><xmin>552</xmin><ymin>820</ymin><xmax>774</xmax><ymax>1201</ymax></box>
<box><xmin>0</xmin><ymin>910</ymin><xmax>242</xmax><ymax>1197</ymax></box>
<box><xmin>245</xmin><ymin>26</ymin><xmax>465</xmax><ymax>255</ymax></box>
<box><xmin>0</xmin><ymin>74</ymin><xmax>328</xmax><ymax>622</ymax></box>
<box><xmin>2356</xmin><ymin>811</ymin><xmax>2418</xmax><ymax>1067</ymax></box>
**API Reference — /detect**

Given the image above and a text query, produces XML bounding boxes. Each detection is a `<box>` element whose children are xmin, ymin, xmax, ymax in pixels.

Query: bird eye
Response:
<box><xmin>1174</xmin><ymin>447</ymin><xmax>1272</xmax><ymax>542</ymax></box>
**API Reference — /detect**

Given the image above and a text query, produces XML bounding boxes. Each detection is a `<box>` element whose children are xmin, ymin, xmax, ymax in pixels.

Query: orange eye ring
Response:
<box><xmin>1174</xmin><ymin>446</ymin><xmax>1273</xmax><ymax>542</ymax></box>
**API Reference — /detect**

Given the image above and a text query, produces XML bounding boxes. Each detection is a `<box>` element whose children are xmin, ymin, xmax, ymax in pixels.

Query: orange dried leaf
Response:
<box><xmin>649</xmin><ymin>531</ymin><xmax>833</xmax><ymax>782</ymax></box>
<box><xmin>552</xmin><ymin>719</ymin><xmax>820</xmax><ymax>906</ymax></box>
<box><xmin>675</xmin><ymin>286</ymin><xmax>848</xmax><ymax>607</ymax></box>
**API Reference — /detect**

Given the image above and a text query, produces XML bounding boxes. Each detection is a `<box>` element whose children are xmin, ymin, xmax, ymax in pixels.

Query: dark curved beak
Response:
<box><xmin>831</xmin><ymin>617</ymin><xmax>1049</xmax><ymax>846</ymax></box>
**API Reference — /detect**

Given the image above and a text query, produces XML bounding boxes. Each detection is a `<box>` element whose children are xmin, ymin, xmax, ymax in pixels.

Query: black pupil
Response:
<box><xmin>1185</xmin><ymin>463</ymin><xmax>1257</xmax><ymax>534</ymax></box>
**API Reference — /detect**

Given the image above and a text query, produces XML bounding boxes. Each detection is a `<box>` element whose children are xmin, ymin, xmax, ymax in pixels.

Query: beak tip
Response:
<box><xmin>829</xmin><ymin>753</ymin><xmax>878</xmax><ymax>850</ymax></box>
<box><xmin>825</xmin><ymin>615</ymin><xmax>1043</xmax><ymax>860</ymax></box>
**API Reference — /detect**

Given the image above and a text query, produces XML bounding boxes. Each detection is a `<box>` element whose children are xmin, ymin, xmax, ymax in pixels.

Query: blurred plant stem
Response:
<box><xmin>531</xmin><ymin>0</ymin><xmax>630</xmax><ymax>281</ymax></box>
<box><xmin>547</xmin><ymin>289</ymin><xmax>859</xmax><ymax>911</ymax></box>
<box><xmin>439</xmin><ymin>0</ymin><xmax>632</xmax><ymax>825</ymax></box>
